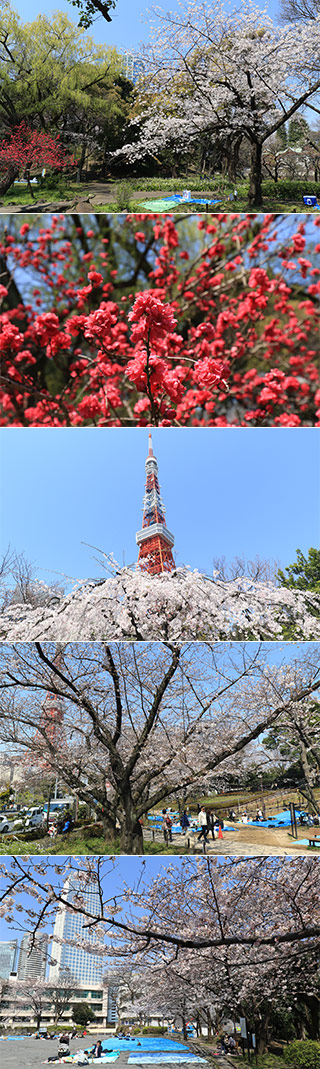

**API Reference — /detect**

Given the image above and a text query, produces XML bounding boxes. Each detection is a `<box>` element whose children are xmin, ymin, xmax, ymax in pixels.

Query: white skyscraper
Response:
<box><xmin>17</xmin><ymin>933</ymin><xmax>48</xmax><ymax>980</ymax></box>
<box><xmin>0</xmin><ymin>940</ymin><xmax>18</xmax><ymax>979</ymax></box>
<box><xmin>49</xmin><ymin>876</ymin><xmax>104</xmax><ymax>986</ymax></box>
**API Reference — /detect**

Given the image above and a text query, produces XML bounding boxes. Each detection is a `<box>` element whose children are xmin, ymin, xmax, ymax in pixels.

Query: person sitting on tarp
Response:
<box><xmin>57</xmin><ymin>1037</ymin><xmax>70</xmax><ymax>1057</ymax></box>
<box><xmin>93</xmin><ymin>1040</ymin><xmax>102</xmax><ymax>1058</ymax></box>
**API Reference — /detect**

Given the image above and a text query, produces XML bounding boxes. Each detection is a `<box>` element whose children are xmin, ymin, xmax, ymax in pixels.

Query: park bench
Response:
<box><xmin>308</xmin><ymin>835</ymin><xmax>320</xmax><ymax>848</ymax></box>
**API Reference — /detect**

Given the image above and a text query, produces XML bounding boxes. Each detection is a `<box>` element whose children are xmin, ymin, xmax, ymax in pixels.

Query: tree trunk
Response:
<box><xmin>26</xmin><ymin>175</ymin><xmax>36</xmax><ymax>201</ymax></box>
<box><xmin>248</xmin><ymin>142</ymin><xmax>263</xmax><ymax>207</ymax></box>
<box><xmin>102</xmin><ymin>812</ymin><xmax>117</xmax><ymax>840</ymax></box>
<box><xmin>297</xmin><ymin>731</ymin><xmax>318</xmax><ymax>813</ymax></box>
<box><xmin>0</xmin><ymin>165</ymin><xmax>19</xmax><ymax>197</ymax></box>
<box><xmin>256</xmin><ymin>1010</ymin><xmax>271</xmax><ymax>1054</ymax></box>
<box><xmin>77</xmin><ymin>142</ymin><xmax>86</xmax><ymax>183</ymax></box>
<box><xmin>120</xmin><ymin>814</ymin><xmax>144</xmax><ymax>854</ymax></box>
<box><xmin>227</xmin><ymin>136</ymin><xmax>242</xmax><ymax>183</ymax></box>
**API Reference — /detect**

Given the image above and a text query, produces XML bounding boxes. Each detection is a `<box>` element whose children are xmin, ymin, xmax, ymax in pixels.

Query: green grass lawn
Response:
<box><xmin>1</xmin><ymin>175</ymin><xmax>319</xmax><ymax>212</ymax></box>
<box><xmin>233</xmin><ymin>1056</ymin><xmax>285</xmax><ymax>1067</ymax></box>
<box><xmin>95</xmin><ymin>195</ymin><xmax>317</xmax><ymax>213</ymax></box>
<box><xmin>0</xmin><ymin>831</ymin><xmax>186</xmax><ymax>855</ymax></box>
<box><xmin>0</xmin><ymin>180</ymin><xmax>85</xmax><ymax>206</ymax></box>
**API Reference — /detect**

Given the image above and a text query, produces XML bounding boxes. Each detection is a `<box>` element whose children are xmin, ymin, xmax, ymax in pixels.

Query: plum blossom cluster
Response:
<box><xmin>0</xmin><ymin>124</ymin><xmax>75</xmax><ymax>195</ymax></box>
<box><xmin>0</xmin><ymin>213</ymin><xmax>319</xmax><ymax>427</ymax></box>
<box><xmin>1</xmin><ymin>568</ymin><xmax>319</xmax><ymax>642</ymax></box>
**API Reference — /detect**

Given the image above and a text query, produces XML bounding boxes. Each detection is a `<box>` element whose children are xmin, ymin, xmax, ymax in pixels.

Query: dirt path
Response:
<box><xmin>145</xmin><ymin>824</ymin><xmax>318</xmax><ymax>855</ymax></box>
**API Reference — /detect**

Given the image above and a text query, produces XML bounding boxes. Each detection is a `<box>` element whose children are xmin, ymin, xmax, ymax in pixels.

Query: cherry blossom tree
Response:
<box><xmin>122</xmin><ymin>1</ymin><xmax>320</xmax><ymax>206</ymax></box>
<box><xmin>1</xmin><ymin>567</ymin><xmax>319</xmax><ymax>644</ymax></box>
<box><xmin>0</xmin><ymin>856</ymin><xmax>318</xmax><ymax>1052</ymax></box>
<box><xmin>0</xmin><ymin>213</ymin><xmax>319</xmax><ymax>428</ymax></box>
<box><xmin>263</xmin><ymin>697</ymin><xmax>320</xmax><ymax>812</ymax></box>
<box><xmin>0</xmin><ymin>643</ymin><xmax>319</xmax><ymax>852</ymax></box>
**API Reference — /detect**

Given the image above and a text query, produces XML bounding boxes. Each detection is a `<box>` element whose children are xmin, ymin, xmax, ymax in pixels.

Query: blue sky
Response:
<box><xmin>0</xmin><ymin>428</ymin><xmax>319</xmax><ymax>585</ymax></box>
<box><xmin>0</xmin><ymin>857</ymin><xmax>178</xmax><ymax>947</ymax></box>
<box><xmin>10</xmin><ymin>0</ymin><xmax>284</xmax><ymax>52</ymax></box>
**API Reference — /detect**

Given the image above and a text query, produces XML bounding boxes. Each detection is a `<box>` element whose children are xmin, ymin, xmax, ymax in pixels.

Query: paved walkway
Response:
<box><xmin>0</xmin><ymin>1037</ymin><xmax>230</xmax><ymax>1068</ymax></box>
<box><xmin>144</xmin><ymin>829</ymin><xmax>313</xmax><ymax>856</ymax></box>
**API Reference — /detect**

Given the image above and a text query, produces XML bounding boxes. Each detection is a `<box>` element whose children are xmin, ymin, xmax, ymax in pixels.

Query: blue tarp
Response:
<box><xmin>102</xmin><ymin>1040</ymin><xmax>187</xmax><ymax>1053</ymax></box>
<box><xmin>247</xmin><ymin>809</ymin><xmax>304</xmax><ymax>828</ymax></box>
<box><xmin>298</xmin><ymin>837</ymin><xmax>320</xmax><ymax>847</ymax></box>
<box><xmin>128</xmin><ymin>1056</ymin><xmax>206</xmax><ymax>1064</ymax></box>
<box><xmin>165</xmin><ymin>195</ymin><xmax>221</xmax><ymax>206</ymax></box>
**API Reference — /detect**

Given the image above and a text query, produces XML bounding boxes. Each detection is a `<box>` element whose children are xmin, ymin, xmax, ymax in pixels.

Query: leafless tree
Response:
<box><xmin>212</xmin><ymin>555</ymin><xmax>279</xmax><ymax>584</ymax></box>
<box><xmin>278</xmin><ymin>0</ymin><xmax>320</xmax><ymax>22</ymax></box>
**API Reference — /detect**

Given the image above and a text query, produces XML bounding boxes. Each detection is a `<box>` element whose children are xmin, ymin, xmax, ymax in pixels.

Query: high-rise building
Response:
<box><xmin>118</xmin><ymin>53</ymin><xmax>144</xmax><ymax>84</ymax></box>
<box><xmin>49</xmin><ymin>876</ymin><xmax>104</xmax><ymax>986</ymax></box>
<box><xmin>0</xmin><ymin>940</ymin><xmax>18</xmax><ymax>979</ymax></box>
<box><xmin>136</xmin><ymin>433</ymin><xmax>175</xmax><ymax>574</ymax></box>
<box><xmin>17</xmin><ymin>933</ymin><xmax>48</xmax><ymax>980</ymax></box>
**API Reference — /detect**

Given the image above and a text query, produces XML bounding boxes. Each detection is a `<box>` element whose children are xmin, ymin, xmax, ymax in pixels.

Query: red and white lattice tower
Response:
<box><xmin>136</xmin><ymin>433</ymin><xmax>175</xmax><ymax>575</ymax></box>
<box><xmin>36</xmin><ymin>648</ymin><xmax>65</xmax><ymax>761</ymax></box>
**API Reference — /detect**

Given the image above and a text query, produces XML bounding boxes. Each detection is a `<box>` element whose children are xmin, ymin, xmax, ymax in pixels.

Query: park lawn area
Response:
<box><xmin>95</xmin><ymin>194</ymin><xmax>317</xmax><ymax>213</ymax></box>
<box><xmin>0</xmin><ymin>179</ymin><xmax>85</xmax><ymax>207</ymax></box>
<box><xmin>1</xmin><ymin>175</ymin><xmax>319</xmax><ymax>212</ymax></box>
<box><xmin>233</xmin><ymin>1056</ymin><xmax>285</xmax><ymax>1067</ymax></box>
<box><xmin>0</xmin><ymin>831</ymin><xmax>186</xmax><ymax>855</ymax></box>
<box><xmin>171</xmin><ymin>785</ymin><xmax>320</xmax><ymax>813</ymax></box>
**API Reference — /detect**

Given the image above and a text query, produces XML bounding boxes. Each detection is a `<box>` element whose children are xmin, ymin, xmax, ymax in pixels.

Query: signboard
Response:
<box><xmin>252</xmin><ymin>1034</ymin><xmax>256</xmax><ymax>1049</ymax></box>
<box><xmin>240</xmin><ymin>1017</ymin><xmax>247</xmax><ymax>1039</ymax></box>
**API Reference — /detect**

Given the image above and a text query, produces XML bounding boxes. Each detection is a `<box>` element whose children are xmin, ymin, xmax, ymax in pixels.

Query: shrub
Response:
<box><xmin>262</xmin><ymin>178</ymin><xmax>320</xmax><ymax>200</ymax></box>
<box><xmin>284</xmin><ymin>1039</ymin><xmax>320</xmax><ymax>1068</ymax></box>
<box><xmin>116</xmin><ymin>179</ymin><xmax>134</xmax><ymax>210</ymax></box>
<box><xmin>142</xmin><ymin>1026</ymin><xmax>167</xmax><ymax>1035</ymax></box>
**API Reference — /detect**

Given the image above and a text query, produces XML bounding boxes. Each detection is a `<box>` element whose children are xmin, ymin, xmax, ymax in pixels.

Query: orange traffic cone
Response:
<box><xmin>218</xmin><ymin>824</ymin><xmax>223</xmax><ymax>839</ymax></box>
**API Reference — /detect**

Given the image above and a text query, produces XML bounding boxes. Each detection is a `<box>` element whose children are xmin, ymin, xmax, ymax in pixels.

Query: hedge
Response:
<box><xmin>284</xmin><ymin>1039</ymin><xmax>320</xmax><ymax>1068</ymax></box>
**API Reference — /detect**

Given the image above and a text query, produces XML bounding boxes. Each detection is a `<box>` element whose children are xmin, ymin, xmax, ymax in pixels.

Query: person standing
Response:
<box><xmin>197</xmin><ymin>807</ymin><xmax>208</xmax><ymax>842</ymax></box>
<box><xmin>162</xmin><ymin>809</ymin><xmax>173</xmax><ymax>843</ymax></box>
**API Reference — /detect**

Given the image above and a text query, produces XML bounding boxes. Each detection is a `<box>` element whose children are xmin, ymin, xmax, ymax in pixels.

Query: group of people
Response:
<box><xmin>218</xmin><ymin>1033</ymin><xmax>237</xmax><ymax>1055</ymax></box>
<box><xmin>161</xmin><ymin>807</ymin><xmax>226</xmax><ymax>844</ymax></box>
<box><xmin>48</xmin><ymin>1035</ymin><xmax>103</xmax><ymax>1063</ymax></box>
<box><xmin>197</xmin><ymin>807</ymin><xmax>224</xmax><ymax>843</ymax></box>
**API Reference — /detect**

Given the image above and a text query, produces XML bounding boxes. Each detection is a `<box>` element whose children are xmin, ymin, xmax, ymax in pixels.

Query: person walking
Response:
<box><xmin>197</xmin><ymin>806</ymin><xmax>208</xmax><ymax>843</ymax></box>
<box><xmin>181</xmin><ymin>810</ymin><xmax>190</xmax><ymax>832</ymax></box>
<box><xmin>162</xmin><ymin>809</ymin><xmax>173</xmax><ymax>843</ymax></box>
<box><xmin>206</xmin><ymin>809</ymin><xmax>215</xmax><ymax>840</ymax></box>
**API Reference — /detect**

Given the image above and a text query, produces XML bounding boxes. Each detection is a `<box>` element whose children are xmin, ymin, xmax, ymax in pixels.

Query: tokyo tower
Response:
<box><xmin>38</xmin><ymin>647</ymin><xmax>65</xmax><ymax>752</ymax></box>
<box><xmin>136</xmin><ymin>433</ymin><xmax>175</xmax><ymax>575</ymax></box>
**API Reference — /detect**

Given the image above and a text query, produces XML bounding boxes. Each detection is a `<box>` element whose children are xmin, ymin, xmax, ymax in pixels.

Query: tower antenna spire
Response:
<box><xmin>136</xmin><ymin>435</ymin><xmax>175</xmax><ymax>575</ymax></box>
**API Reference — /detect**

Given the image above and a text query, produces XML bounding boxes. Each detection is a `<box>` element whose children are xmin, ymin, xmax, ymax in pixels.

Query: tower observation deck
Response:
<box><xmin>136</xmin><ymin>433</ymin><xmax>175</xmax><ymax>575</ymax></box>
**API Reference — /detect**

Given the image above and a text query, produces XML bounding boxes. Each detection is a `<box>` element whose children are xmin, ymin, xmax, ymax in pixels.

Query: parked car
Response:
<box><xmin>24</xmin><ymin>812</ymin><xmax>45</xmax><ymax>829</ymax></box>
<box><xmin>0</xmin><ymin>814</ymin><xmax>23</xmax><ymax>833</ymax></box>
